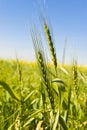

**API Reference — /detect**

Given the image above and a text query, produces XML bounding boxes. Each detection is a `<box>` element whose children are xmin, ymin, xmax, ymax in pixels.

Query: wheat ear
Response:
<box><xmin>73</xmin><ymin>60</ymin><xmax>78</xmax><ymax>98</ymax></box>
<box><xmin>44</xmin><ymin>21</ymin><xmax>57</xmax><ymax>74</ymax></box>
<box><xmin>31</xmin><ymin>27</ymin><xmax>54</xmax><ymax>109</ymax></box>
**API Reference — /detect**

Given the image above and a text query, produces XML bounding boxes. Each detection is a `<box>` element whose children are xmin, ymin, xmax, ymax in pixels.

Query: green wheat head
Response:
<box><xmin>44</xmin><ymin>21</ymin><xmax>57</xmax><ymax>74</ymax></box>
<box><xmin>73</xmin><ymin>60</ymin><xmax>78</xmax><ymax>98</ymax></box>
<box><xmin>31</xmin><ymin>27</ymin><xmax>54</xmax><ymax>109</ymax></box>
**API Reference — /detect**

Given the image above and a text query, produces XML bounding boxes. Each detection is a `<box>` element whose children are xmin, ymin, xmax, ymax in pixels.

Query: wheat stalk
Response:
<box><xmin>31</xmin><ymin>27</ymin><xmax>54</xmax><ymax>109</ymax></box>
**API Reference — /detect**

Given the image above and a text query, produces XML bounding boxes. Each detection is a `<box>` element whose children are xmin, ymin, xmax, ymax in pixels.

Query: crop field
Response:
<box><xmin>0</xmin><ymin>22</ymin><xmax>87</xmax><ymax>130</ymax></box>
<box><xmin>0</xmin><ymin>60</ymin><xmax>87</xmax><ymax>130</ymax></box>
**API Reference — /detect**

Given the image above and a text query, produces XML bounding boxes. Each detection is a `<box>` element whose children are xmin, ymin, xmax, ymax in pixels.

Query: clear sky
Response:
<box><xmin>0</xmin><ymin>0</ymin><xmax>87</xmax><ymax>65</ymax></box>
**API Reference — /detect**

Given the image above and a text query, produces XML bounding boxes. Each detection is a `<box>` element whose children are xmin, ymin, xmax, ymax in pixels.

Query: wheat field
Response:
<box><xmin>0</xmin><ymin>21</ymin><xmax>87</xmax><ymax>130</ymax></box>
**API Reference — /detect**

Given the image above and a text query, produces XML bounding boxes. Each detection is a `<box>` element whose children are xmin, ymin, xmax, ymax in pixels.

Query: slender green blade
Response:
<box><xmin>0</xmin><ymin>81</ymin><xmax>20</xmax><ymax>101</ymax></box>
<box><xmin>52</xmin><ymin>78</ymin><xmax>66</xmax><ymax>86</ymax></box>
<box><xmin>52</xmin><ymin>110</ymin><xmax>59</xmax><ymax>130</ymax></box>
<box><xmin>59</xmin><ymin>115</ymin><xmax>68</xmax><ymax>130</ymax></box>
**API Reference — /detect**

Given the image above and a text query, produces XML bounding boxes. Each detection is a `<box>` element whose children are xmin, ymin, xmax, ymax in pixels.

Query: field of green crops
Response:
<box><xmin>0</xmin><ymin>59</ymin><xmax>87</xmax><ymax>130</ymax></box>
<box><xmin>0</xmin><ymin>19</ymin><xmax>87</xmax><ymax>130</ymax></box>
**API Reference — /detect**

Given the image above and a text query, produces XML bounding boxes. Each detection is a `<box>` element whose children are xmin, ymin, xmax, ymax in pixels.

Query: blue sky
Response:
<box><xmin>0</xmin><ymin>0</ymin><xmax>87</xmax><ymax>65</ymax></box>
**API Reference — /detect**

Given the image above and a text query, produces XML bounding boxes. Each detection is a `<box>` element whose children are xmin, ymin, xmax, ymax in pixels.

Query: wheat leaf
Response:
<box><xmin>52</xmin><ymin>78</ymin><xmax>66</xmax><ymax>86</ymax></box>
<box><xmin>53</xmin><ymin>110</ymin><xmax>59</xmax><ymax>130</ymax></box>
<box><xmin>59</xmin><ymin>115</ymin><xmax>68</xmax><ymax>130</ymax></box>
<box><xmin>0</xmin><ymin>81</ymin><xmax>20</xmax><ymax>101</ymax></box>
